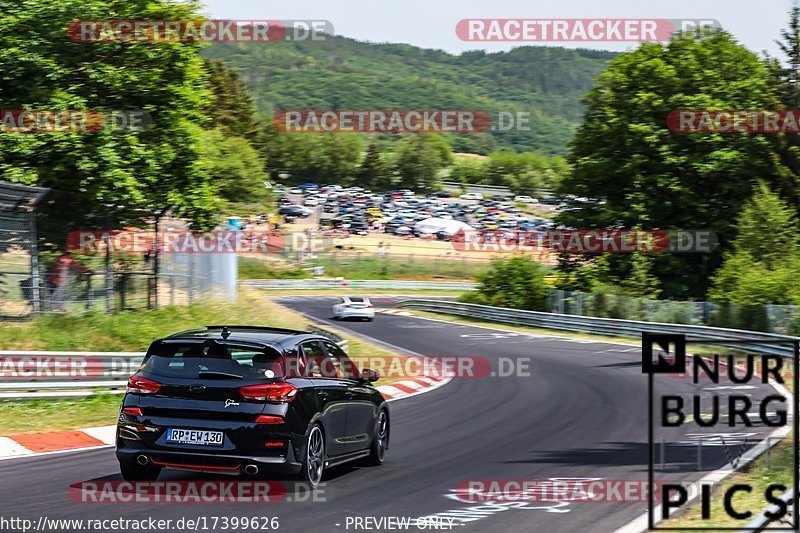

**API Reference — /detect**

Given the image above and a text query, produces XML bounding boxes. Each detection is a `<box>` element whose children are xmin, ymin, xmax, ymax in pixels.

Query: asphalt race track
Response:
<box><xmin>0</xmin><ymin>296</ymin><xmax>784</xmax><ymax>533</ymax></box>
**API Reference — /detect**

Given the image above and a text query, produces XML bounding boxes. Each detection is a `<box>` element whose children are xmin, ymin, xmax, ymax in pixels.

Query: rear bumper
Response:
<box><xmin>339</xmin><ymin>309</ymin><xmax>375</xmax><ymax>319</ymax></box>
<box><xmin>116</xmin><ymin>443</ymin><xmax>302</xmax><ymax>475</ymax></box>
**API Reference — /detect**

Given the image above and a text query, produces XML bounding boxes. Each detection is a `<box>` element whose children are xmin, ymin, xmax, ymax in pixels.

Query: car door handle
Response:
<box><xmin>345</xmin><ymin>391</ymin><xmax>354</xmax><ymax>398</ymax></box>
<box><xmin>318</xmin><ymin>391</ymin><xmax>328</xmax><ymax>400</ymax></box>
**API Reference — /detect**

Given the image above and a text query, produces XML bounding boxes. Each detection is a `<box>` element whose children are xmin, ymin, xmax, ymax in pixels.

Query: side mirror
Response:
<box><xmin>362</xmin><ymin>369</ymin><xmax>379</xmax><ymax>383</ymax></box>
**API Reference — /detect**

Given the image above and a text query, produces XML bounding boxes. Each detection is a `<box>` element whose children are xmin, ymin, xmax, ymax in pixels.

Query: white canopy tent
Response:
<box><xmin>413</xmin><ymin>217</ymin><xmax>474</xmax><ymax>236</ymax></box>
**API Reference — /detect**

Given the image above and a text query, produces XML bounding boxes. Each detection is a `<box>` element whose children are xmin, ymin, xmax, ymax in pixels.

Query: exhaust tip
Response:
<box><xmin>244</xmin><ymin>464</ymin><xmax>259</xmax><ymax>476</ymax></box>
<box><xmin>136</xmin><ymin>455</ymin><xmax>149</xmax><ymax>466</ymax></box>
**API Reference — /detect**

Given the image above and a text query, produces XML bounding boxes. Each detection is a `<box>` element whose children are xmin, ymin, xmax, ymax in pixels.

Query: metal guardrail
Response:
<box><xmin>0</xmin><ymin>351</ymin><xmax>144</xmax><ymax>399</ymax></box>
<box><xmin>440</xmin><ymin>181</ymin><xmax>512</xmax><ymax>195</ymax></box>
<box><xmin>396</xmin><ymin>300</ymin><xmax>799</xmax><ymax>357</ymax></box>
<box><xmin>241</xmin><ymin>279</ymin><xmax>477</xmax><ymax>291</ymax></box>
<box><xmin>0</xmin><ymin>326</ymin><xmax>349</xmax><ymax>400</ymax></box>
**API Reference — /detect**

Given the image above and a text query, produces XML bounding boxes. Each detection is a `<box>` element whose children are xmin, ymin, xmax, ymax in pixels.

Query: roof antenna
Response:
<box><xmin>221</xmin><ymin>326</ymin><xmax>231</xmax><ymax>339</ymax></box>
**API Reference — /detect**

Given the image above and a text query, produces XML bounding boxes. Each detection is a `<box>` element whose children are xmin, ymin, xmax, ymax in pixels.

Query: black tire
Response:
<box><xmin>299</xmin><ymin>424</ymin><xmax>325</xmax><ymax>487</ymax></box>
<box><xmin>363</xmin><ymin>409</ymin><xmax>389</xmax><ymax>466</ymax></box>
<box><xmin>119</xmin><ymin>460</ymin><xmax>161</xmax><ymax>481</ymax></box>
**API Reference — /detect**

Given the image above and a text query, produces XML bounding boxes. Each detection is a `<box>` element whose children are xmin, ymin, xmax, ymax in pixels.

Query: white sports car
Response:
<box><xmin>332</xmin><ymin>296</ymin><xmax>376</xmax><ymax>321</ymax></box>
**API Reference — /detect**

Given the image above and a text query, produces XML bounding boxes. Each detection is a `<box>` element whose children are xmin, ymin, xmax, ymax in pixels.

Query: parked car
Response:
<box><xmin>332</xmin><ymin>296</ymin><xmax>376</xmax><ymax>321</ymax></box>
<box><xmin>116</xmin><ymin>326</ymin><xmax>389</xmax><ymax>486</ymax></box>
<box><xmin>514</xmin><ymin>195</ymin><xmax>538</xmax><ymax>204</ymax></box>
<box><xmin>460</xmin><ymin>192</ymin><xmax>484</xmax><ymax>201</ymax></box>
<box><xmin>349</xmin><ymin>221</ymin><xmax>371</xmax><ymax>235</ymax></box>
<box><xmin>279</xmin><ymin>205</ymin><xmax>313</xmax><ymax>218</ymax></box>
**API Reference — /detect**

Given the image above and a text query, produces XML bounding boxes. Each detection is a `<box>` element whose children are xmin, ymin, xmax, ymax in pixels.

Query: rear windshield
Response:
<box><xmin>348</xmin><ymin>297</ymin><xmax>364</xmax><ymax>303</ymax></box>
<box><xmin>142</xmin><ymin>341</ymin><xmax>286</xmax><ymax>379</ymax></box>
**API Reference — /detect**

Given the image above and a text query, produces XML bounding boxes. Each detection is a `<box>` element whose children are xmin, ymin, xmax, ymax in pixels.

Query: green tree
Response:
<box><xmin>199</xmin><ymin>130</ymin><xmax>270</xmax><ymax>203</ymax></box>
<box><xmin>357</xmin><ymin>139</ymin><xmax>392</xmax><ymax>191</ymax></box>
<box><xmin>205</xmin><ymin>60</ymin><xmax>260</xmax><ymax>141</ymax></box>
<box><xmin>479</xmin><ymin>150</ymin><xmax>566</xmax><ymax>194</ymax></box>
<box><xmin>0</xmin><ymin>0</ymin><xmax>220</xmax><ymax>243</ymax></box>
<box><xmin>709</xmin><ymin>184</ymin><xmax>800</xmax><ymax>304</ymax></box>
<box><xmin>462</xmin><ymin>255</ymin><xmax>548</xmax><ymax>311</ymax></box>
<box><xmin>261</xmin><ymin>124</ymin><xmax>363</xmax><ymax>185</ymax></box>
<box><xmin>778</xmin><ymin>6</ymin><xmax>800</xmax><ymax>108</ymax></box>
<box><xmin>316</xmin><ymin>135</ymin><xmax>364</xmax><ymax>184</ymax></box>
<box><xmin>768</xmin><ymin>7</ymin><xmax>800</xmax><ymax>209</ymax></box>
<box><xmin>394</xmin><ymin>134</ymin><xmax>452</xmax><ymax>191</ymax></box>
<box><xmin>617</xmin><ymin>253</ymin><xmax>662</xmax><ymax>299</ymax></box>
<box><xmin>557</xmin><ymin>27</ymin><xmax>794</xmax><ymax>298</ymax></box>
<box><xmin>448</xmin><ymin>156</ymin><xmax>486</xmax><ymax>186</ymax></box>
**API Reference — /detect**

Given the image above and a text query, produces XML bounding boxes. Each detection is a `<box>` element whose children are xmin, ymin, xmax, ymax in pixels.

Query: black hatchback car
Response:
<box><xmin>116</xmin><ymin>326</ymin><xmax>389</xmax><ymax>486</ymax></box>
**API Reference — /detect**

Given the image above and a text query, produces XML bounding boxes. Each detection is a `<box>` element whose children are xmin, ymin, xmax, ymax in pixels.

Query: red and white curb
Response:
<box><xmin>0</xmin><ymin>425</ymin><xmax>116</xmax><ymax>460</ymax></box>
<box><xmin>377</xmin><ymin>374</ymin><xmax>451</xmax><ymax>401</ymax></box>
<box><xmin>376</xmin><ymin>308</ymin><xmax>415</xmax><ymax>317</ymax></box>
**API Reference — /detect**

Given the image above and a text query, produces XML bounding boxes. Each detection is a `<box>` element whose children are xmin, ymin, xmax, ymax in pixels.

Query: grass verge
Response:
<box><xmin>238</xmin><ymin>254</ymin><xmax>489</xmax><ymax>281</ymax></box>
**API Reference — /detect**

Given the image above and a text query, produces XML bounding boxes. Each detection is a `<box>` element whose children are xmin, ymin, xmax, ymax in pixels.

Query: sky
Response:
<box><xmin>199</xmin><ymin>0</ymin><xmax>796</xmax><ymax>59</ymax></box>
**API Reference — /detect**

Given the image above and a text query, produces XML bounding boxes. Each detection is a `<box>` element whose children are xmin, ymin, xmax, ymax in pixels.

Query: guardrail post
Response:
<box><xmin>697</xmin><ymin>438</ymin><xmax>702</xmax><ymax>470</ymax></box>
<box><xmin>29</xmin><ymin>211</ymin><xmax>41</xmax><ymax>314</ymax></box>
<box><xmin>188</xmin><ymin>254</ymin><xmax>194</xmax><ymax>304</ymax></box>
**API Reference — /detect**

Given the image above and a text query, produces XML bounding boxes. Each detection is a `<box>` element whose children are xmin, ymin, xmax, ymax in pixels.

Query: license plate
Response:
<box><xmin>166</xmin><ymin>428</ymin><xmax>224</xmax><ymax>447</ymax></box>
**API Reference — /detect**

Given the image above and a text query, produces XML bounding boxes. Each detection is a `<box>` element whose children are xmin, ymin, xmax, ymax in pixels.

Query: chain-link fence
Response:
<box><xmin>28</xmin><ymin>250</ymin><xmax>237</xmax><ymax>314</ymax></box>
<box><xmin>547</xmin><ymin>289</ymin><xmax>800</xmax><ymax>335</ymax></box>
<box><xmin>0</xmin><ymin>182</ymin><xmax>237</xmax><ymax>318</ymax></box>
<box><xmin>0</xmin><ymin>181</ymin><xmax>48</xmax><ymax>318</ymax></box>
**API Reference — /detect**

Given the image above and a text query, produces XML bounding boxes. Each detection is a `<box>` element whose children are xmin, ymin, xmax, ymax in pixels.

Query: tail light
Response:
<box><xmin>342</xmin><ymin>304</ymin><xmax>351</xmax><ymax>308</ymax></box>
<box><xmin>122</xmin><ymin>406</ymin><xmax>143</xmax><ymax>416</ymax></box>
<box><xmin>255</xmin><ymin>415</ymin><xmax>284</xmax><ymax>424</ymax></box>
<box><xmin>127</xmin><ymin>375</ymin><xmax>161</xmax><ymax>395</ymax></box>
<box><xmin>240</xmin><ymin>382</ymin><xmax>298</xmax><ymax>403</ymax></box>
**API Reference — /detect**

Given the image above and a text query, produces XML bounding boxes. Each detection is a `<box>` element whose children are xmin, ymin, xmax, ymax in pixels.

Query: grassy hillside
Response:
<box><xmin>204</xmin><ymin>37</ymin><xmax>616</xmax><ymax>155</ymax></box>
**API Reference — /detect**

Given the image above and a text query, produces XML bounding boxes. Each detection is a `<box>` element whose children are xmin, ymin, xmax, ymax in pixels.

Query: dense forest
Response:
<box><xmin>204</xmin><ymin>36</ymin><xmax>616</xmax><ymax>155</ymax></box>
